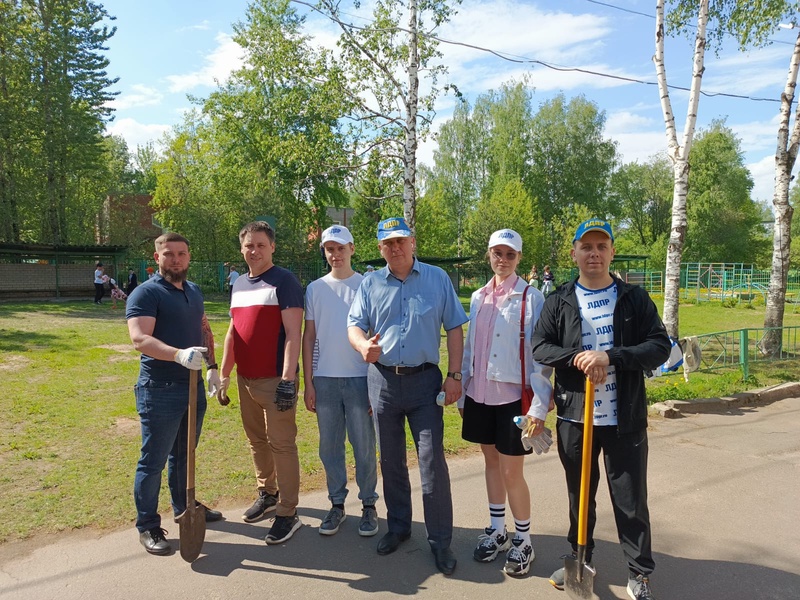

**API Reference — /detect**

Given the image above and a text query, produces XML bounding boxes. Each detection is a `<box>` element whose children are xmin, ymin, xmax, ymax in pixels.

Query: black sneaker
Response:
<box><xmin>473</xmin><ymin>526</ymin><xmax>512</xmax><ymax>562</ymax></box>
<box><xmin>139</xmin><ymin>527</ymin><xmax>170</xmax><ymax>555</ymax></box>
<box><xmin>243</xmin><ymin>490</ymin><xmax>279</xmax><ymax>523</ymax></box>
<box><xmin>265</xmin><ymin>513</ymin><xmax>302</xmax><ymax>545</ymax></box>
<box><xmin>627</xmin><ymin>574</ymin><xmax>656</xmax><ymax>600</ymax></box>
<box><xmin>503</xmin><ymin>537</ymin><xmax>534</xmax><ymax>577</ymax></box>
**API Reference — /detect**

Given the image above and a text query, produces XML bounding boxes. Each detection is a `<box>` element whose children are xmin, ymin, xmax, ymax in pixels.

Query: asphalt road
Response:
<box><xmin>1</xmin><ymin>397</ymin><xmax>798</xmax><ymax>600</ymax></box>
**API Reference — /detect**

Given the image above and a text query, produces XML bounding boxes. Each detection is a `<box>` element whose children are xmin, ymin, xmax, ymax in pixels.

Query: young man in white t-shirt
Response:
<box><xmin>302</xmin><ymin>225</ymin><xmax>379</xmax><ymax>537</ymax></box>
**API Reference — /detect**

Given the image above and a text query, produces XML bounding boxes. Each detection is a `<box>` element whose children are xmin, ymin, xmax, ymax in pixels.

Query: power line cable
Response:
<box><xmin>582</xmin><ymin>0</ymin><xmax>795</xmax><ymax>45</ymax></box>
<box><xmin>289</xmin><ymin>0</ymin><xmax>782</xmax><ymax>103</ymax></box>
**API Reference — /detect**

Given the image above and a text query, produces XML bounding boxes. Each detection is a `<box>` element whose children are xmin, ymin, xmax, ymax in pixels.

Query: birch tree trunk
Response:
<box><xmin>760</xmin><ymin>29</ymin><xmax>800</xmax><ymax>356</ymax></box>
<box><xmin>653</xmin><ymin>0</ymin><xmax>709</xmax><ymax>339</ymax></box>
<box><xmin>404</xmin><ymin>0</ymin><xmax>419</xmax><ymax>232</ymax></box>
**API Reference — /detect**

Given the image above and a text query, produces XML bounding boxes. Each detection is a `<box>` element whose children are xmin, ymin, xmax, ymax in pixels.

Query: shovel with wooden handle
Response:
<box><xmin>565</xmin><ymin>376</ymin><xmax>597</xmax><ymax>599</ymax></box>
<box><xmin>177</xmin><ymin>373</ymin><xmax>206</xmax><ymax>563</ymax></box>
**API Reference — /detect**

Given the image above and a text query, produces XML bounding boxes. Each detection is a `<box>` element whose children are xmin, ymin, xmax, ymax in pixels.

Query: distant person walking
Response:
<box><xmin>540</xmin><ymin>266</ymin><xmax>555</xmax><ymax>296</ymax></box>
<box><xmin>127</xmin><ymin>268</ymin><xmax>138</xmax><ymax>295</ymax></box>
<box><xmin>93</xmin><ymin>262</ymin><xmax>105</xmax><ymax>304</ymax></box>
<box><xmin>528</xmin><ymin>265</ymin><xmax>539</xmax><ymax>289</ymax></box>
<box><xmin>226</xmin><ymin>265</ymin><xmax>240</xmax><ymax>299</ymax></box>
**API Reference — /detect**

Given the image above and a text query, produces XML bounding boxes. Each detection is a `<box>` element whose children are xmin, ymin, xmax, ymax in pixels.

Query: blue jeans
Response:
<box><xmin>367</xmin><ymin>365</ymin><xmax>453</xmax><ymax>550</ymax></box>
<box><xmin>313</xmin><ymin>376</ymin><xmax>378</xmax><ymax>507</ymax></box>
<box><xmin>133</xmin><ymin>376</ymin><xmax>207</xmax><ymax>532</ymax></box>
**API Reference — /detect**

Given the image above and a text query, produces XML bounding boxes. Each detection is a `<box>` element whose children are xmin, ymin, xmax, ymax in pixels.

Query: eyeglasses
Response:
<box><xmin>490</xmin><ymin>250</ymin><xmax>518</xmax><ymax>261</ymax></box>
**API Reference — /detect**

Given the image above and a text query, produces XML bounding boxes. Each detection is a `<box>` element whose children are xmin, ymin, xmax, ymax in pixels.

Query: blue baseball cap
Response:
<box><xmin>573</xmin><ymin>218</ymin><xmax>614</xmax><ymax>243</ymax></box>
<box><xmin>377</xmin><ymin>217</ymin><xmax>413</xmax><ymax>241</ymax></box>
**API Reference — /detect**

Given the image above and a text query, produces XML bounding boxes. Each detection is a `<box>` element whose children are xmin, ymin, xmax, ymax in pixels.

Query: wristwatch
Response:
<box><xmin>447</xmin><ymin>371</ymin><xmax>462</xmax><ymax>381</ymax></box>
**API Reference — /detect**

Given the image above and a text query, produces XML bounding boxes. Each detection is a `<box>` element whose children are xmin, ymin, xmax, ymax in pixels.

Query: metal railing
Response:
<box><xmin>681</xmin><ymin>326</ymin><xmax>800</xmax><ymax>379</ymax></box>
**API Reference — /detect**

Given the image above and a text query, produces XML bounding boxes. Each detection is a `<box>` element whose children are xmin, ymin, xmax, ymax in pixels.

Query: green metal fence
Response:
<box><xmin>673</xmin><ymin>326</ymin><xmax>800</xmax><ymax>380</ymax></box>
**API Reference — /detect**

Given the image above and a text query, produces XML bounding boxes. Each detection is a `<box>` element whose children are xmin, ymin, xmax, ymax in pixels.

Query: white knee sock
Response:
<box><xmin>514</xmin><ymin>517</ymin><xmax>531</xmax><ymax>546</ymax></box>
<box><xmin>489</xmin><ymin>503</ymin><xmax>505</xmax><ymax>534</ymax></box>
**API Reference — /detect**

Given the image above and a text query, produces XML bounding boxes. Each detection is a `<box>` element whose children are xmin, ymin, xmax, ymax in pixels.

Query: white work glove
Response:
<box><xmin>173</xmin><ymin>346</ymin><xmax>207</xmax><ymax>370</ymax></box>
<box><xmin>521</xmin><ymin>424</ymin><xmax>554</xmax><ymax>455</ymax></box>
<box><xmin>217</xmin><ymin>376</ymin><xmax>231</xmax><ymax>406</ymax></box>
<box><xmin>206</xmin><ymin>369</ymin><xmax>221</xmax><ymax>397</ymax></box>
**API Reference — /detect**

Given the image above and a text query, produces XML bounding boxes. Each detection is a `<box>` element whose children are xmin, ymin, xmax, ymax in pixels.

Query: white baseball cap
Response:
<box><xmin>320</xmin><ymin>225</ymin><xmax>354</xmax><ymax>247</ymax></box>
<box><xmin>488</xmin><ymin>229</ymin><xmax>523</xmax><ymax>252</ymax></box>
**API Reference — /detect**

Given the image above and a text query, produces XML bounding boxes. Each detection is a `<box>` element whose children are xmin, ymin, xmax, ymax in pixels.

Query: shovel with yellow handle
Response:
<box><xmin>564</xmin><ymin>376</ymin><xmax>597</xmax><ymax>599</ymax></box>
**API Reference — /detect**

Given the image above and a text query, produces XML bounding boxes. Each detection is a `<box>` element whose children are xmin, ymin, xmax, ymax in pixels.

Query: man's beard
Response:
<box><xmin>161</xmin><ymin>267</ymin><xmax>188</xmax><ymax>283</ymax></box>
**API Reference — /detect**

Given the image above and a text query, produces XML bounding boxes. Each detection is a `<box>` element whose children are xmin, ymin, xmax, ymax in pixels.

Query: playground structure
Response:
<box><xmin>683</xmin><ymin>263</ymin><xmax>800</xmax><ymax>311</ymax></box>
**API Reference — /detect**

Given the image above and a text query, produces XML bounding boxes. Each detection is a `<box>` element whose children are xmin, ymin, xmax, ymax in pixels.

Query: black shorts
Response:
<box><xmin>461</xmin><ymin>395</ymin><xmax>531</xmax><ymax>456</ymax></box>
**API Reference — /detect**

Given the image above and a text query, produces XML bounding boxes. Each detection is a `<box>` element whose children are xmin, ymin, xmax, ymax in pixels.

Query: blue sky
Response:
<box><xmin>101</xmin><ymin>0</ymin><xmax>800</xmax><ymax>206</ymax></box>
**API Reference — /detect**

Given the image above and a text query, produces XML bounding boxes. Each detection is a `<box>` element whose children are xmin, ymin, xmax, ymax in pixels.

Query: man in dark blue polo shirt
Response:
<box><xmin>126</xmin><ymin>232</ymin><xmax>223</xmax><ymax>556</ymax></box>
<box><xmin>348</xmin><ymin>217</ymin><xmax>468</xmax><ymax>576</ymax></box>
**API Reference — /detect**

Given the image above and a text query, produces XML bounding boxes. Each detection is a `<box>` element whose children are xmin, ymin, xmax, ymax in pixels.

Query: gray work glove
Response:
<box><xmin>521</xmin><ymin>425</ymin><xmax>553</xmax><ymax>455</ymax></box>
<box><xmin>275</xmin><ymin>379</ymin><xmax>297</xmax><ymax>412</ymax></box>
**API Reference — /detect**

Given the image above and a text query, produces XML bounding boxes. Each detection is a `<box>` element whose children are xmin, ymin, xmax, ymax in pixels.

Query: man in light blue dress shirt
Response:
<box><xmin>348</xmin><ymin>217</ymin><xmax>468</xmax><ymax>576</ymax></box>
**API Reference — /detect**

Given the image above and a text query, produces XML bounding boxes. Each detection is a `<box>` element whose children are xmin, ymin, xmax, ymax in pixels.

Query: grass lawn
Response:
<box><xmin>1</xmin><ymin>295</ymin><xmax>798</xmax><ymax>544</ymax></box>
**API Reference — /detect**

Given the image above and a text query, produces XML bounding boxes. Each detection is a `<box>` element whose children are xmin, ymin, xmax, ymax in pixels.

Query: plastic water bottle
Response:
<box><xmin>513</xmin><ymin>415</ymin><xmax>530</xmax><ymax>429</ymax></box>
<box><xmin>436</xmin><ymin>391</ymin><xmax>447</xmax><ymax>406</ymax></box>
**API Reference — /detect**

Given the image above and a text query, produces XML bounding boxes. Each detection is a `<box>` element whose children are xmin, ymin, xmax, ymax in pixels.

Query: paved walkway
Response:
<box><xmin>1</xmin><ymin>397</ymin><xmax>798</xmax><ymax>600</ymax></box>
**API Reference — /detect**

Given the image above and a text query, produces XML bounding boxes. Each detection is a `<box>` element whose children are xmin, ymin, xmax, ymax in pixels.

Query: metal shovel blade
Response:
<box><xmin>177</xmin><ymin>502</ymin><xmax>206</xmax><ymax>563</ymax></box>
<box><xmin>178</xmin><ymin>374</ymin><xmax>205</xmax><ymax>563</ymax></box>
<box><xmin>564</xmin><ymin>554</ymin><xmax>596</xmax><ymax>600</ymax></box>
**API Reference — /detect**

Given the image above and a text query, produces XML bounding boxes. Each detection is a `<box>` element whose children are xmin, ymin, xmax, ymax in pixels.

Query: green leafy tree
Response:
<box><xmin>659</xmin><ymin>0</ymin><xmax>800</xmax><ymax>341</ymax></box>
<box><xmin>0</xmin><ymin>0</ymin><xmax>117</xmax><ymax>244</ymax></box>
<box><xmin>611</xmin><ymin>155</ymin><xmax>673</xmax><ymax>249</ymax></box>
<box><xmin>464</xmin><ymin>178</ymin><xmax>539</xmax><ymax>270</ymax></box>
<box><xmin>314</xmin><ymin>0</ymin><xmax>460</xmax><ymax>230</ymax></box>
<box><xmin>684</xmin><ymin>122</ymin><xmax>768</xmax><ymax>263</ymax></box>
<box><xmin>527</xmin><ymin>93</ymin><xmax>618</xmax><ymax>261</ymax></box>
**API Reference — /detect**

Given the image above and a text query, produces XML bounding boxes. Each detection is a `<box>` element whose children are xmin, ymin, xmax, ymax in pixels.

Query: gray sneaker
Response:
<box><xmin>358</xmin><ymin>505</ymin><xmax>379</xmax><ymax>537</ymax></box>
<box><xmin>319</xmin><ymin>506</ymin><xmax>345</xmax><ymax>536</ymax></box>
<box><xmin>627</xmin><ymin>574</ymin><xmax>656</xmax><ymax>600</ymax></box>
<box><xmin>549</xmin><ymin>554</ymin><xmax>595</xmax><ymax>590</ymax></box>
<box><xmin>473</xmin><ymin>526</ymin><xmax>512</xmax><ymax>562</ymax></box>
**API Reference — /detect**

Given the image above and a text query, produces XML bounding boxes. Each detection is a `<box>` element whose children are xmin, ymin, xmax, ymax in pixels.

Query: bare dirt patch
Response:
<box><xmin>0</xmin><ymin>354</ymin><xmax>32</xmax><ymax>372</ymax></box>
<box><xmin>97</xmin><ymin>344</ymin><xmax>134</xmax><ymax>353</ymax></box>
<box><xmin>114</xmin><ymin>417</ymin><xmax>139</xmax><ymax>437</ymax></box>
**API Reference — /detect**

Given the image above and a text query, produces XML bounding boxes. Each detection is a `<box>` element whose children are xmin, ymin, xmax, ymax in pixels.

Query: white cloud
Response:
<box><xmin>606</xmin><ymin>110</ymin><xmax>656</xmax><ymax>134</ymax></box>
<box><xmin>177</xmin><ymin>20</ymin><xmax>211</xmax><ymax>33</ymax></box>
<box><xmin>614</xmin><ymin>130</ymin><xmax>670</xmax><ymax>164</ymax></box>
<box><xmin>747</xmin><ymin>155</ymin><xmax>776</xmax><ymax>204</ymax></box>
<box><xmin>165</xmin><ymin>32</ymin><xmax>245</xmax><ymax>93</ymax></box>
<box><xmin>107</xmin><ymin>84</ymin><xmax>164</xmax><ymax>111</ymax></box>
<box><xmin>106</xmin><ymin>118</ymin><xmax>170</xmax><ymax>150</ymax></box>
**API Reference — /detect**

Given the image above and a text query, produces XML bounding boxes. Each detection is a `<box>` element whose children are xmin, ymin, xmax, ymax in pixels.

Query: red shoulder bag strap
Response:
<box><xmin>520</xmin><ymin>284</ymin><xmax>531</xmax><ymax>413</ymax></box>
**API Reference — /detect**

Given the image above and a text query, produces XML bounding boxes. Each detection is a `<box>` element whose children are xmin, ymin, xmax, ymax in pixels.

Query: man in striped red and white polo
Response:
<box><xmin>218</xmin><ymin>221</ymin><xmax>304</xmax><ymax>545</ymax></box>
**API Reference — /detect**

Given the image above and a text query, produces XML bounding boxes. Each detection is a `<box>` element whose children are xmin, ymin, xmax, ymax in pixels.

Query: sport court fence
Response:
<box><xmin>659</xmin><ymin>326</ymin><xmax>800</xmax><ymax>381</ymax></box>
